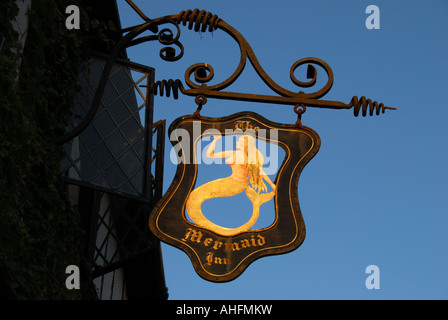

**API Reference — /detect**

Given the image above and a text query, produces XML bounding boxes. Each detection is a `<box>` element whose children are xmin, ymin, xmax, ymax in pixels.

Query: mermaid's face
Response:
<box><xmin>236</xmin><ymin>136</ymin><xmax>246</xmax><ymax>151</ymax></box>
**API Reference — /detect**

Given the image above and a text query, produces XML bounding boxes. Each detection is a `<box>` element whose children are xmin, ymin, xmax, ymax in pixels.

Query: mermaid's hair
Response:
<box><xmin>241</xmin><ymin>135</ymin><xmax>266</xmax><ymax>193</ymax></box>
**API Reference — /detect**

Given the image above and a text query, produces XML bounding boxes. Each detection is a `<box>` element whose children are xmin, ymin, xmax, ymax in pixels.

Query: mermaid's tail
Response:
<box><xmin>186</xmin><ymin>177</ymin><xmax>275</xmax><ymax>236</ymax></box>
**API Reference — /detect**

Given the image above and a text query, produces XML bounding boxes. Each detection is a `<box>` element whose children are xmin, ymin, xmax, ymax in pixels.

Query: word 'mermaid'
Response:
<box><xmin>181</xmin><ymin>228</ymin><xmax>266</xmax><ymax>252</ymax></box>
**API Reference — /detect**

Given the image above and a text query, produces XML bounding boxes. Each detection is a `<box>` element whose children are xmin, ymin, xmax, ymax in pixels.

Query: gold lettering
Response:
<box><xmin>234</xmin><ymin>120</ymin><xmax>259</xmax><ymax>133</ymax></box>
<box><xmin>204</xmin><ymin>252</ymin><xmax>231</xmax><ymax>266</ymax></box>
<box><xmin>204</xmin><ymin>237</ymin><xmax>213</xmax><ymax>246</ymax></box>
<box><xmin>181</xmin><ymin>228</ymin><xmax>267</xmax><ymax>253</ymax></box>
<box><xmin>234</xmin><ymin>121</ymin><xmax>243</xmax><ymax>130</ymax></box>
<box><xmin>240</xmin><ymin>239</ymin><xmax>250</xmax><ymax>249</ymax></box>
<box><xmin>181</xmin><ymin>228</ymin><xmax>202</xmax><ymax>243</ymax></box>
<box><xmin>224</xmin><ymin>242</ymin><xmax>241</xmax><ymax>251</ymax></box>
<box><xmin>257</xmin><ymin>235</ymin><xmax>265</xmax><ymax>246</ymax></box>
<box><xmin>181</xmin><ymin>228</ymin><xmax>193</xmax><ymax>242</ymax></box>
<box><xmin>212</xmin><ymin>240</ymin><xmax>223</xmax><ymax>250</ymax></box>
<box><xmin>250</xmin><ymin>235</ymin><xmax>257</xmax><ymax>247</ymax></box>
<box><xmin>205</xmin><ymin>252</ymin><xmax>213</xmax><ymax>266</ymax></box>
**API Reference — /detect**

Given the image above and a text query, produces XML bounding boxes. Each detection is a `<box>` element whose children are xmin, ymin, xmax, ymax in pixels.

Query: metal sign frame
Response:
<box><xmin>149</xmin><ymin>111</ymin><xmax>320</xmax><ymax>282</ymax></box>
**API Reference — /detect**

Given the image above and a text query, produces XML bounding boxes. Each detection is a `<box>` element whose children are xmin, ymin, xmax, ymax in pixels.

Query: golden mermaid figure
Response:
<box><xmin>186</xmin><ymin>134</ymin><xmax>276</xmax><ymax>236</ymax></box>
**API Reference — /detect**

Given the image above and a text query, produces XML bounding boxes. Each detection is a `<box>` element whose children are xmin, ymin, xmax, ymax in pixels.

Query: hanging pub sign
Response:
<box><xmin>102</xmin><ymin>3</ymin><xmax>396</xmax><ymax>282</ymax></box>
<box><xmin>149</xmin><ymin>111</ymin><xmax>320</xmax><ymax>281</ymax></box>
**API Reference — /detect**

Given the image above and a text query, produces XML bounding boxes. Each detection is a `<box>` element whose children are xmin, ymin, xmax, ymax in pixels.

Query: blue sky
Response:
<box><xmin>117</xmin><ymin>0</ymin><xmax>448</xmax><ymax>299</ymax></box>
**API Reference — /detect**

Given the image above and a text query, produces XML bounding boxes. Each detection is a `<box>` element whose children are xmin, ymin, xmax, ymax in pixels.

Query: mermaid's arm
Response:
<box><xmin>206</xmin><ymin>135</ymin><xmax>234</xmax><ymax>159</ymax></box>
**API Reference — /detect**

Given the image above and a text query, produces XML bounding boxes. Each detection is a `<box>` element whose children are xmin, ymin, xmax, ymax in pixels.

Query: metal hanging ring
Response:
<box><xmin>294</xmin><ymin>104</ymin><xmax>306</xmax><ymax>126</ymax></box>
<box><xmin>195</xmin><ymin>94</ymin><xmax>207</xmax><ymax>106</ymax></box>
<box><xmin>294</xmin><ymin>104</ymin><xmax>306</xmax><ymax>115</ymax></box>
<box><xmin>193</xmin><ymin>94</ymin><xmax>207</xmax><ymax>116</ymax></box>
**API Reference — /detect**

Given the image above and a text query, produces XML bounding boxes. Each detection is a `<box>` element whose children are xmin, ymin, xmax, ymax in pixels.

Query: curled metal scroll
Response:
<box><xmin>57</xmin><ymin>4</ymin><xmax>395</xmax><ymax>144</ymax></box>
<box><xmin>150</xmin><ymin>9</ymin><xmax>336</xmax><ymax>100</ymax></box>
<box><xmin>146</xmin><ymin>8</ymin><xmax>395</xmax><ymax>114</ymax></box>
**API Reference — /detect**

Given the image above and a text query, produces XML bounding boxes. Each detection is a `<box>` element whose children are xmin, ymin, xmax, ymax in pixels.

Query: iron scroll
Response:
<box><xmin>57</xmin><ymin>4</ymin><xmax>395</xmax><ymax>144</ymax></box>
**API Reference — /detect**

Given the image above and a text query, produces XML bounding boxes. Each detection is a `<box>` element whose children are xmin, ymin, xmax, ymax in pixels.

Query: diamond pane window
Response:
<box><xmin>61</xmin><ymin>57</ymin><xmax>154</xmax><ymax>198</ymax></box>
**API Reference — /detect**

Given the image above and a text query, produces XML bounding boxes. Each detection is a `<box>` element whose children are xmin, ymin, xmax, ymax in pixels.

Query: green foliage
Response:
<box><xmin>0</xmin><ymin>0</ymin><xmax>115</xmax><ymax>299</ymax></box>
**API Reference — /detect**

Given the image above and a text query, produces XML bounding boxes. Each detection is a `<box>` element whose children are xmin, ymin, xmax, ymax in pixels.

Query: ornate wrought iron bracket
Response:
<box><xmin>139</xmin><ymin>7</ymin><xmax>396</xmax><ymax>117</ymax></box>
<box><xmin>57</xmin><ymin>3</ymin><xmax>395</xmax><ymax>144</ymax></box>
